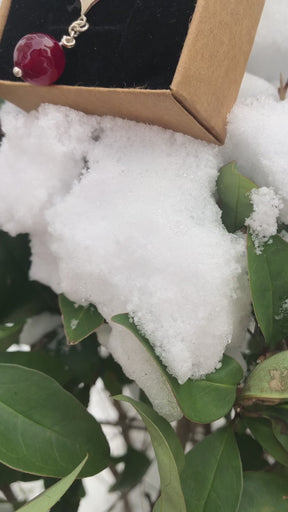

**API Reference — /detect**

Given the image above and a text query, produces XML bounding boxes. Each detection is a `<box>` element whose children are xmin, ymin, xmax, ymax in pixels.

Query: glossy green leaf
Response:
<box><xmin>112</xmin><ymin>314</ymin><xmax>243</xmax><ymax>423</ymax></box>
<box><xmin>59</xmin><ymin>294</ymin><xmax>104</xmax><ymax>345</ymax></box>
<box><xmin>114</xmin><ymin>396</ymin><xmax>186</xmax><ymax>512</ymax></box>
<box><xmin>110</xmin><ymin>448</ymin><xmax>151</xmax><ymax>493</ymax></box>
<box><xmin>217</xmin><ymin>161</ymin><xmax>257</xmax><ymax>233</ymax></box>
<box><xmin>0</xmin><ymin>364</ymin><xmax>109</xmax><ymax>477</ymax></box>
<box><xmin>238</xmin><ymin>472</ymin><xmax>288</xmax><ymax>512</ymax></box>
<box><xmin>0</xmin><ymin>322</ymin><xmax>24</xmax><ymax>352</ymax></box>
<box><xmin>246</xmin><ymin>417</ymin><xmax>288</xmax><ymax>466</ymax></box>
<box><xmin>241</xmin><ymin>352</ymin><xmax>288</xmax><ymax>402</ymax></box>
<box><xmin>181</xmin><ymin>427</ymin><xmax>242</xmax><ymax>512</ymax></box>
<box><xmin>17</xmin><ymin>456</ymin><xmax>87</xmax><ymax>512</ymax></box>
<box><xmin>247</xmin><ymin>233</ymin><xmax>288</xmax><ymax>348</ymax></box>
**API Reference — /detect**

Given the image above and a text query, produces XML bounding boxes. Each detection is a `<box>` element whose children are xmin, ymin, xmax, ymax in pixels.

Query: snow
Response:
<box><xmin>19</xmin><ymin>313</ymin><xmax>61</xmax><ymax>346</ymax></box>
<box><xmin>245</xmin><ymin>187</ymin><xmax>283</xmax><ymax>253</ymax></box>
<box><xmin>275</xmin><ymin>299</ymin><xmax>288</xmax><ymax>321</ymax></box>
<box><xmin>70</xmin><ymin>319</ymin><xmax>79</xmax><ymax>330</ymax></box>
<box><xmin>247</xmin><ymin>0</ymin><xmax>288</xmax><ymax>83</ymax></box>
<box><xmin>238</xmin><ymin>73</ymin><xmax>277</xmax><ymax>101</ymax></box>
<box><xmin>0</xmin><ymin>102</ymin><xmax>251</xmax><ymax>403</ymax></box>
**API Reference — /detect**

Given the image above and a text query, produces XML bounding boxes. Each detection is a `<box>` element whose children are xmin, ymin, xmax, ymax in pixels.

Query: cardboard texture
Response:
<box><xmin>0</xmin><ymin>0</ymin><xmax>264</xmax><ymax>144</ymax></box>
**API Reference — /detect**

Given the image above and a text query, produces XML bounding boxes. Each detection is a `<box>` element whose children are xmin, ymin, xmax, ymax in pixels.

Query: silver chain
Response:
<box><xmin>61</xmin><ymin>15</ymin><xmax>89</xmax><ymax>49</ymax></box>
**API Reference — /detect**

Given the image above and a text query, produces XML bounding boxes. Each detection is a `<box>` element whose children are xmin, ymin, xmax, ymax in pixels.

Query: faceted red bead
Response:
<box><xmin>13</xmin><ymin>33</ymin><xmax>66</xmax><ymax>86</ymax></box>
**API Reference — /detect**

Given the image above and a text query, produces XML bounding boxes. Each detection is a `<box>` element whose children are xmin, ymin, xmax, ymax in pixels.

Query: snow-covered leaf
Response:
<box><xmin>217</xmin><ymin>161</ymin><xmax>257</xmax><ymax>233</ymax></box>
<box><xmin>112</xmin><ymin>314</ymin><xmax>243</xmax><ymax>423</ymax></box>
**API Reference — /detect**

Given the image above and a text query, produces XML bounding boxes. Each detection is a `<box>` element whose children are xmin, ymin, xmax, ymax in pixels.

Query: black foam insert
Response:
<box><xmin>0</xmin><ymin>0</ymin><xmax>196</xmax><ymax>88</ymax></box>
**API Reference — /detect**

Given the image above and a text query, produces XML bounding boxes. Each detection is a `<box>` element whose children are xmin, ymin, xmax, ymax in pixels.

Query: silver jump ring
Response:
<box><xmin>61</xmin><ymin>15</ymin><xmax>89</xmax><ymax>49</ymax></box>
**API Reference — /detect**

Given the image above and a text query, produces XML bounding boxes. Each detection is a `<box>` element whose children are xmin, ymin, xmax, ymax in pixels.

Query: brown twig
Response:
<box><xmin>278</xmin><ymin>73</ymin><xmax>288</xmax><ymax>101</ymax></box>
<box><xmin>109</xmin><ymin>465</ymin><xmax>133</xmax><ymax>512</ymax></box>
<box><xmin>176</xmin><ymin>417</ymin><xmax>193</xmax><ymax>450</ymax></box>
<box><xmin>113</xmin><ymin>400</ymin><xmax>132</xmax><ymax>446</ymax></box>
<box><xmin>0</xmin><ymin>484</ymin><xmax>17</xmax><ymax>503</ymax></box>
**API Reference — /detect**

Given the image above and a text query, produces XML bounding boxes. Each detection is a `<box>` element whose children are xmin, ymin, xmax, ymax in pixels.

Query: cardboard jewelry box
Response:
<box><xmin>0</xmin><ymin>0</ymin><xmax>264</xmax><ymax>144</ymax></box>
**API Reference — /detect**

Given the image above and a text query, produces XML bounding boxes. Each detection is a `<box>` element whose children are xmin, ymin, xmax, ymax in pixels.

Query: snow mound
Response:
<box><xmin>0</xmin><ymin>103</ymin><xmax>250</xmax><ymax>418</ymax></box>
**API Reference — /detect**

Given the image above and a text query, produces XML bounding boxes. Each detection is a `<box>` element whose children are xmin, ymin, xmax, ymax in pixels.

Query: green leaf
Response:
<box><xmin>247</xmin><ymin>233</ymin><xmax>288</xmax><ymax>348</ymax></box>
<box><xmin>0</xmin><ymin>232</ymin><xmax>30</xmax><ymax>320</ymax></box>
<box><xmin>0</xmin><ymin>351</ymin><xmax>73</xmax><ymax>385</ymax></box>
<box><xmin>59</xmin><ymin>294</ymin><xmax>104</xmax><ymax>345</ymax></box>
<box><xmin>272</xmin><ymin>418</ymin><xmax>288</xmax><ymax>453</ymax></box>
<box><xmin>265</xmin><ymin>406</ymin><xmax>288</xmax><ymax>453</ymax></box>
<box><xmin>17</xmin><ymin>456</ymin><xmax>87</xmax><ymax>512</ymax></box>
<box><xmin>238</xmin><ymin>472</ymin><xmax>288</xmax><ymax>512</ymax></box>
<box><xmin>59</xmin><ymin>334</ymin><xmax>101</xmax><ymax>385</ymax></box>
<box><xmin>110</xmin><ymin>448</ymin><xmax>151</xmax><ymax>493</ymax></box>
<box><xmin>43</xmin><ymin>479</ymin><xmax>85</xmax><ymax>512</ymax></box>
<box><xmin>235</xmin><ymin>433</ymin><xmax>266</xmax><ymax>471</ymax></box>
<box><xmin>246</xmin><ymin>417</ymin><xmax>288</xmax><ymax>466</ymax></box>
<box><xmin>170</xmin><ymin>356</ymin><xmax>243</xmax><ymax>424</ymax></box>
<box><xmin>217</xmin><ymin>161</ymin><xmax>257</xmax><ymax>233</ymax></box>
<box><xmin>0</xmin><ymin>231</ymin><xmax>58</xmax><ymax>325</ymax></box>
<box><xmin>0</xmin><ymin>460</ymin><xmax>40</xmax><ymax>484</ymax></box>
<box><xmin>153</xmin><ymin>499</ymin><xmax>161</xmax><ymax>512</ymax></box>
<box><xmin>0</xmin><ymin>322</ymin><xmax>24</xmax><ymax>352</ymax></box>
<box><xmin>114</xmin><ymin>396</ymin><xmax>186</xmax><ymax>512</ymax></box>
<box><xmin>112</xmin><ymin>314</ymin><xmax>243</xmax><ymax>423</ymax></box>
<box><xmin>181</xmin><ymin>426</ymin><xmax>242</xmax><ymax>512</ymax></box>
<box><xmin>0</xmin><ymin>461</ymin><xmax>23</xmax><ymax>484</ymax></box>
<box><xmin>241</xmin><ymin>352</ymin><xmax>288</xmax><ymax>402</ymax></box>
<box><xmin>0</xmin><ymin>364</ymin><xmax>109</xmax><ymax>477</ymax></box>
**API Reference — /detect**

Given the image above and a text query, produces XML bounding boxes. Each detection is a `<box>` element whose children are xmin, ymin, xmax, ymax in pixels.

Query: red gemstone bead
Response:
<box><xmin>13</xmin><ymin>33</ymin><xmax>66</xmax><ymax>86</ymax></box>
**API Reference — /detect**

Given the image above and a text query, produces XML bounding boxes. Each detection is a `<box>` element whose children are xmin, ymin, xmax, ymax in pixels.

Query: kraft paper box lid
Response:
<box><xmin>0</xmin><ymin>0</ymin><xmax>264</xmax><ymax>144</ymax></box>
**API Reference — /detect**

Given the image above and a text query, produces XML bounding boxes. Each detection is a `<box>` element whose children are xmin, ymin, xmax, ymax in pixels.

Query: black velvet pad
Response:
<box><xmin>0</xmin><ymin>0</ymin><xmax>196</xmax><ymax>88</ymax></box>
